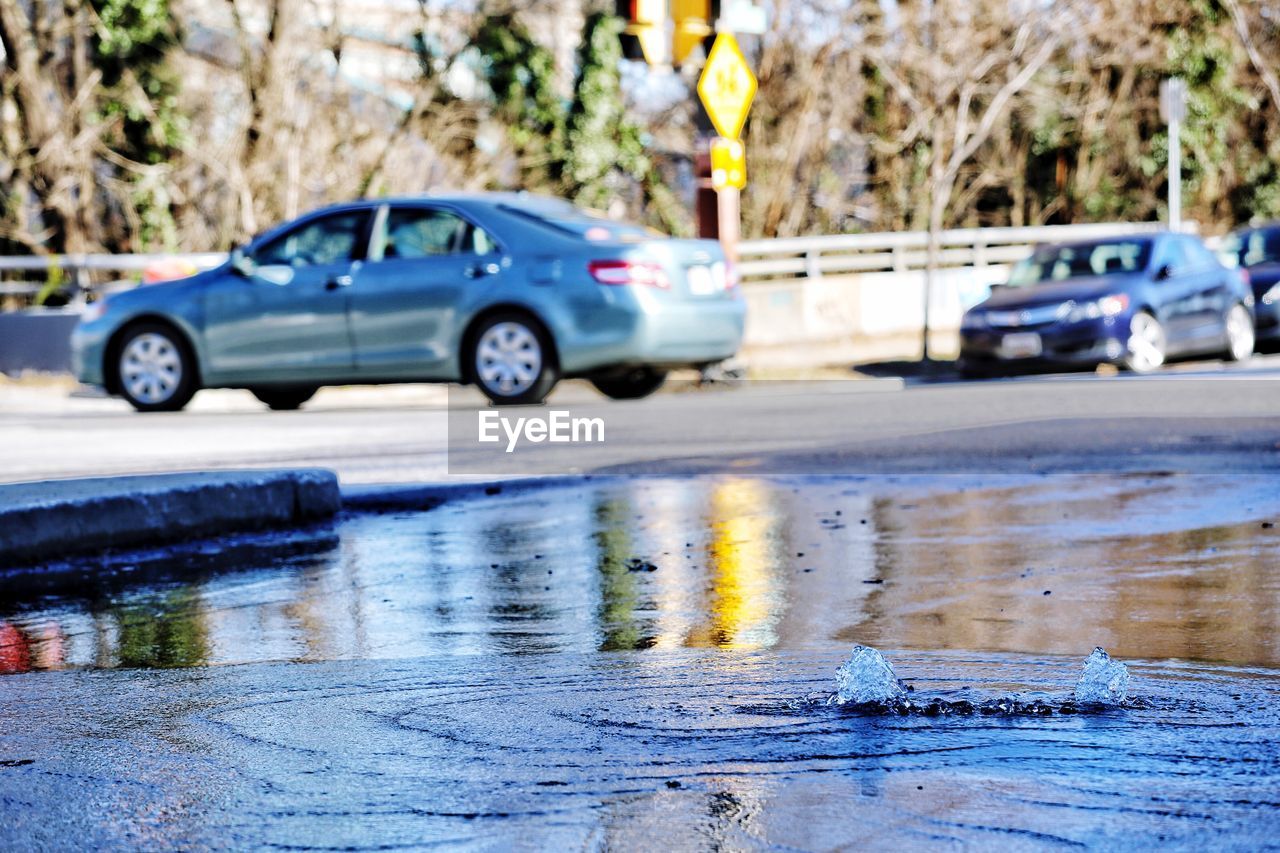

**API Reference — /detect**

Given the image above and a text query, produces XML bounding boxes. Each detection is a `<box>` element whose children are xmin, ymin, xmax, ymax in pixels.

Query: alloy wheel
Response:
<box><xmin>1125</xmin><ymin>313</ymin><xmax>1166</xmax><ymax>373</ymax></box>
<box><xmin>1225</xmin><ymin>304</ymin><xmax>1255</xmax><ymax>362</ymax></box>
<box><xmin>121</xmin><ymin>332</ymin><xmax>183</xmax><ymax>404</ymax></box>
<box><xmin>476</xmin><ymin>321</ymin><xmax>543</xmax><ymax>397</ymax></box>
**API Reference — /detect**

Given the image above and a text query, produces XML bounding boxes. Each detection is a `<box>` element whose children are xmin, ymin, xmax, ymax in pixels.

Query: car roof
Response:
<box><xmin>1031</xmin><ymin>233</ymin><xmax>1163</xmax><ymax>252</ymax></box>
<box><xmin>309</xmin><ymin>191</ymin><xmax>568</xmax><ymax>216</ymax></box>
<box><xmin>1228</xmin><ymin>222</ymin><xmax>1280</xmax><ymax>235</ymax></box>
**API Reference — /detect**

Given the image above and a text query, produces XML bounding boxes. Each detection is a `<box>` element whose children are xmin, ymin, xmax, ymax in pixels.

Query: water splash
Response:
<box><xmin>830</xmin><ymin>646</ymin><xmax>1137</xmax><ymax>715</ymax></box>
<box><xmin>834</xmin><ymin>645</ymin><xmax>907</xmax><ymax>705</ymax></box>
<box><xmin>1074</xmin><ymin>647</ymin><xmax>1130</xmax><ymax>705</ymax></box>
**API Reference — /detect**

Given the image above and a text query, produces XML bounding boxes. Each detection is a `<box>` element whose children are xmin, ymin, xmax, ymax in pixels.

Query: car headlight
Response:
<box><xmin>80</xmin><ymin>299</ymin><xmax>109</xmax><ymax>323</ymax></box>
<box><xmin>1264</xmin><ymin>283</ymin><xmax>1280</xmax><ymax>305</ymax></box>
<box><xmin>1067</xmin><ymin>293</ymin><xmax>1129</xmax><ymax>323</ymax></box>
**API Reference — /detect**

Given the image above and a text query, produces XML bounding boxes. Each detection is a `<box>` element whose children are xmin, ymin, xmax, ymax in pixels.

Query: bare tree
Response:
<box><xmin>0</xmin><ymin>0</ymin><xmax>105</xmax><ymax>254</ymax></box>
<box><xmin>864</xmin><ymin>0</ymin><xmax>1074</xmax><ymax>360</ymax></box>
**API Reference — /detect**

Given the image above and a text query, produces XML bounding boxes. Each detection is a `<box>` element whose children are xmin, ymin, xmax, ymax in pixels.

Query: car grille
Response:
<box><xmin>984</xmin><ymin>302</ymin><xmax>1070</xmax><ymax>328</ymax></box>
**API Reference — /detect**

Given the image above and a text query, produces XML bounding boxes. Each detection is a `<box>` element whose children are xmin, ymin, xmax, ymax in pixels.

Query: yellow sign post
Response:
<box><xmin>697</xmin><ymin>33</ymin><xmax>756</xmax><ymax>262</ymax></box>
<box><xmin>696</xmin><ymin>33</ymin><xmax>757</xmax><ymax>140</ymax></box>
<box><xmin>710</xmin><ymin>137</ymin><xmax>746</xmax><ymax>190</ymax></box>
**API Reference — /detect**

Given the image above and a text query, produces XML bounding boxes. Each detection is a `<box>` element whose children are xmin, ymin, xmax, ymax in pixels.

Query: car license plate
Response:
<box><xmin>686</xmin><ymin>265</ymin><xmax>716</xmax><ymax>296</ymax></box>
<box><xmin>998</xmin><ymin>332</ymin><xmax>1042</xmax><ymax>359</ymax></box>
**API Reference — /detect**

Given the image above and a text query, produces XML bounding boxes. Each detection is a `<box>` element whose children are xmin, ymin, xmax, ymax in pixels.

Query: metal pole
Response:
<box><xmin>1168</xmin><ymin>109</ymin><xmax>1181</xmax><ymax>231</ymax></box>
<box><xmin>717</xmin><ymin>186</ymin><xmax>740</xmax><ymax>264</ymax></box>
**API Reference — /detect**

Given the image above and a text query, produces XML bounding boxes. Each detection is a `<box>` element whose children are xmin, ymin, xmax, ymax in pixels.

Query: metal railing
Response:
<box><xmin>0</xmin><ymin>221</ymin><xmax>1184</xmax><ymax>306</ymax></box>
<box><xmin>0</xmin><ymin>253</ymin><xmax>226</xmax><ymax>302</ymax></box>
<box><xmin>737</xmin><ymin>222</ymin><xmax>1179</xmax><ymax>281</ymax></box>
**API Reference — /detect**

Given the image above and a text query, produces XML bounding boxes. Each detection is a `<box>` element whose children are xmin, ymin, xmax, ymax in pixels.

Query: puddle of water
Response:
<box><xmin>3</xmin><ymin>473</ymin><xmax>1279</xmax><ymax>671</ymax></box>
<box><xmin>3</xmin><ymin>473</ymin><xmax>1280</xmax><ymax>847</ymax></box>
<box><xmin>2</xmin><ymin>650</ymin><xmax>1278</xmax><ymax>849</ymax></box>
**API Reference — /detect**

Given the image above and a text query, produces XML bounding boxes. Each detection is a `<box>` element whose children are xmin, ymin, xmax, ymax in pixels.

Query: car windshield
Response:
<box><xmin>500</xmin><ymin>199</ymin><xmax>664</xmax><ymax>242</ymax></box>
<box><xmin>1007</xmin><ymin>239</ymin><xmax>1153</xmax><ymax>286</ymax></box>
<box><xmin>1220</xmin><ymin>229</ymin><xmax>1280</xmax><ymax>268</ymax></box>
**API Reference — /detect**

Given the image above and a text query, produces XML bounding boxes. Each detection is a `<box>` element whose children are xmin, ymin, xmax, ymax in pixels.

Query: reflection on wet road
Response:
<box><xmin>3</xmin><ymin>473</ymin><xmax>1280</xmax><ymax>848</ymax></box>
<box><xmin>4</xmin><ymin>474</ymin><xmax>1280</xmax><ymax>670</ymax></box>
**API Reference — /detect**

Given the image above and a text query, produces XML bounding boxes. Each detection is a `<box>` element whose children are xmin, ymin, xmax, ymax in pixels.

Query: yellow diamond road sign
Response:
<box><xmin>697</xmin><ymin>33</ymin><xmax>757</xmax><ymax>141</ymax></box>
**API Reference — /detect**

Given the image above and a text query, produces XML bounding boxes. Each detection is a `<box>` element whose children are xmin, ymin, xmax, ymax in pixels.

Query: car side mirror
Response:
<box><xmin>255</xmin><ymin>264</ymin><xmax>295</xmax><ymax>286</ymax></box>
<box><xmin>231</xmin><ymin>247</ymin><xmax>293</xmax><ymax>286</ymax></box>
<box><xmin>230</xmin><ymin>247</ymin><xmax>256</xmax><ymax>277</ymax></box>
<box><xmin>1154</xmin><ymin>264</ymin><xmax>1174</xmax><ymax>281</ymax></box>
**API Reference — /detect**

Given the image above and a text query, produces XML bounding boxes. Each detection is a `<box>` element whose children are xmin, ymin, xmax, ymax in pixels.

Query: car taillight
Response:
<box><xmin>587</xmin><ymin>260</ymin><xmax>670</xmax><ymax>289</ymax></box>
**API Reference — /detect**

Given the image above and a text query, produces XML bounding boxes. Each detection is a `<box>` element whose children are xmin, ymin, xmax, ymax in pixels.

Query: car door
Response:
<box><xmin>1150</xmin><ymin>237</ymin><xmax>1200</xmax><ymax>353</ymax></box>
<box><xmin>1179</xmin><ymin>236</ymin><xmax>1235</xmax><ymax>351</ymax></box>
<box><xmin>347</xmin><ymin>204</ymin><xmax>504</xmax><ymax>377</ymax></box>
<box><xmin>203</xmin><ymin>209</ymin><xmax>370</xmax><ymax>383</ymax></box>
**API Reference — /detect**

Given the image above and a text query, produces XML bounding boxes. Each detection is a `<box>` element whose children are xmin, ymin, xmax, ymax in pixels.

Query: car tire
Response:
<box><xmin>957</xmin><ymin>358</ymin><xmax>996</xmax><ymax>380</ymax></box>
<box><xmin>1224</xmin><ymin>303</ymin><xmax>1256</xmax><ymax>362</ymax></box>
<box><xmin>251</xmin><ymin>386</ymin><xmax>319</xmax><ymax>411</ymax></box>
<box><xmin>468</xmin><ymin>312</ymin><xmax>559</xmax><ymax>405</ymax></box>
<box><xmin>1123</xmin><ymin>311</ymin><xmax>1166</xmax><ymax>373</ymax></box>
<box><xmin>115</xmin><ymin>322</ymin><xmax>199</xmax><ymax>412</ymax></box>
<box><xmin>590</xmin><ymin>367</ymin><xmax>668</xmax><ymax>400</ymax></box>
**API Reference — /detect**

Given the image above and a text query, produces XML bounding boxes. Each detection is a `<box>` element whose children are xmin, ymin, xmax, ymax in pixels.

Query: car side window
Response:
<box><xmin>1242</xmin><ymin>230</ymin><xmax>1280</xmax><ymax>266</ymax></box>
<box><xmin>372</xmin><ymin>207</ymin><xmax>499</xmax><ymax>260</ymax></box>
<box><xmin>465</xmin><ymin>223</ymin><xmax>498</xmax><ymax>256</ymax></box>
<box><xmin>254</xmin><ymin>211</ymin><xmax>369</xmax><ymax>268</ymax></box>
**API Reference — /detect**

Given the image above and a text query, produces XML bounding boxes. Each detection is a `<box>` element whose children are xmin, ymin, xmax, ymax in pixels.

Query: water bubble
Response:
<box><xmin>835</xmin><ymin>645</ymin><xmax>907</xmax><ymax>705</ymax></box>
<box><xmin>1074</xmin><ymin>647</ymin><xmax>1130</xmax><ymax>705</ymax></box>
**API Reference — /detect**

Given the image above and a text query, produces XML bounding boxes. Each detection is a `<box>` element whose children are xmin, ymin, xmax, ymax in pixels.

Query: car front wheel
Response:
<box><xmin>1224</xmin><ymin>303</ymin><xmax>1255</xmax><ymax>362</ymax></box>
<box><xmin>470</xmin><ymin>313</ymin><xmax>559</xmax><ymax>405</ymax></box>
<box><xmin>591</xmin><ymin>367</ymin><xmax>668</xmax><ymax>400</ymax></box>
<box><xmin>1123</xmin><ymin>312</ymin><xmax>1166</xmax><ymax>373</ymax></box>
<box><xmin>116</xmin><ymin>323</ymin><xmax>198</xmax><ymax>412</ymax></box>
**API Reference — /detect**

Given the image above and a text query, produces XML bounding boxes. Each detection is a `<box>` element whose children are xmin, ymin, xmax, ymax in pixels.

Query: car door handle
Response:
<box><xmin>325</xmin><ymin>275</ymin><xmax>353</xmax><ymax>291</ymax></box>
<box><xmin>465</xmin><ymin>262</ymin><xmax>501</xmax><ymax>279</ymax></box>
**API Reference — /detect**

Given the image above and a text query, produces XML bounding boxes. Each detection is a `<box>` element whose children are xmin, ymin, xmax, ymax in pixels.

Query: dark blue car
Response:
<box><xmin>959</xmin><ymin>232</ymin><xmax>1255</xmax><ymax>377</ymax></box>
<box><xmin>1218</xmin><ymin>224</ymin><xmax>1280</xmax><ymax>346</ymax></box>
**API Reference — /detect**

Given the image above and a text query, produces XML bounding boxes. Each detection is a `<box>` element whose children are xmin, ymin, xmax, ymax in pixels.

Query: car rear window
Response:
<box><xmin>1008</xmin><ymin>239</ymin><xmax>1153</xmax><ymax>286</ymax></box>
<box><xmin>499</xmin><ymin>201</ymin><xmax>663</xmax><ymax>243</ymax></box>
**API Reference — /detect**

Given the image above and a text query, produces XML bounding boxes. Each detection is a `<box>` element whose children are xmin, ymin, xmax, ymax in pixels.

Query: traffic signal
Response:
<box><xmin>617</xmin><ymin>0</ymin><xmax>667</xmax><ymax>65</ymax></box>
<box><xmin>672</xmin><ymin>0</ymin><xmax>713</xmax><ymax>67</ymax></box>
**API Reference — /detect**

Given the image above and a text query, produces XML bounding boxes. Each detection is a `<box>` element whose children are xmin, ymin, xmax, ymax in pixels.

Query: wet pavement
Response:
<box><xmin>3</xmin><ymin>474</ymin><xmax>1280</xmax><ymax>847</ymax></box>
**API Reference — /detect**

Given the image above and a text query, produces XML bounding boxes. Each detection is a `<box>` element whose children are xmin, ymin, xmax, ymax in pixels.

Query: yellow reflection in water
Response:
<box><xmin>686</xmin><ymin>479</ymin><xmax>782</xmax><ymax>650</ymax></box>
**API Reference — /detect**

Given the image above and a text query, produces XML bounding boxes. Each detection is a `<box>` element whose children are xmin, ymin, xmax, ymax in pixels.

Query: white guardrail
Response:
<box><xmin>736</xmin><ymin>222</ymin><xmax>1176</xmax><ymax>281</ymax></box>
<box><xmin>0</xmin><ymin>222</ymin><xmax>1177</xmax><ymax>296</ymax></box>
<box><xmin>0</xmin><ymin>252</ymin><xmax>226</xmax><ymax>300</ymax></box>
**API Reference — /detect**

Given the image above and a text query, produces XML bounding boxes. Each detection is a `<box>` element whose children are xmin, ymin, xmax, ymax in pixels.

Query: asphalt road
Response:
<box><xmin>2</xmin><ymin>356</ymin><xmax>1279</xmax><ymax>485</ymax></box>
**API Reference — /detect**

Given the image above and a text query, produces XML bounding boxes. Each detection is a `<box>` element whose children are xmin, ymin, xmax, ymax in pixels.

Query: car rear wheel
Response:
<box><xmin>251</xmin><ymin>386</ymin><xmax>319</xmax><ymax>411</ymax></box>
<box><xmin>591</xmin><ymin>367</ymin><xmax>668</xmax><ymax>400</ymax></box>
<box><xmin>470</xmin><ymin>313</ymin><xmax>559</xmax><ymax>405</ymax></box>
<box><xmin>116</xmin><ymin>323</ymin><xmax>198</xmax><ymax>412</ymax></box>
<box><xmin>1224</xmin><ymin>303</ymin><xmax>1255</xmax><ymax>362</ymax></box>
<box><xmin>1124</xmin><ymin>312</ymin><xmax>1166</xmax><ymax>373</ymax></box>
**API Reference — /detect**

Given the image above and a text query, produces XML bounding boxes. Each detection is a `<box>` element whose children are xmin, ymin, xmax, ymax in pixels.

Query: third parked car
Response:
<box><xmin>1218</xmin><ymin>223</ymin><xmax>1280</xmax><ymax>347</ymax></box>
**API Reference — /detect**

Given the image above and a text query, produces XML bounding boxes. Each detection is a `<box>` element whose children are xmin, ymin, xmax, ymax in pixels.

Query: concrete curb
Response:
<box><xmin>341</xmin><ymin>475</ymin><xmax>595</xmax><ymax>512</ymax></box>
<box><xmin>0</xmin><ymin>469</ymin><xmax>340</xmax><ymax>569</ymax></box>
